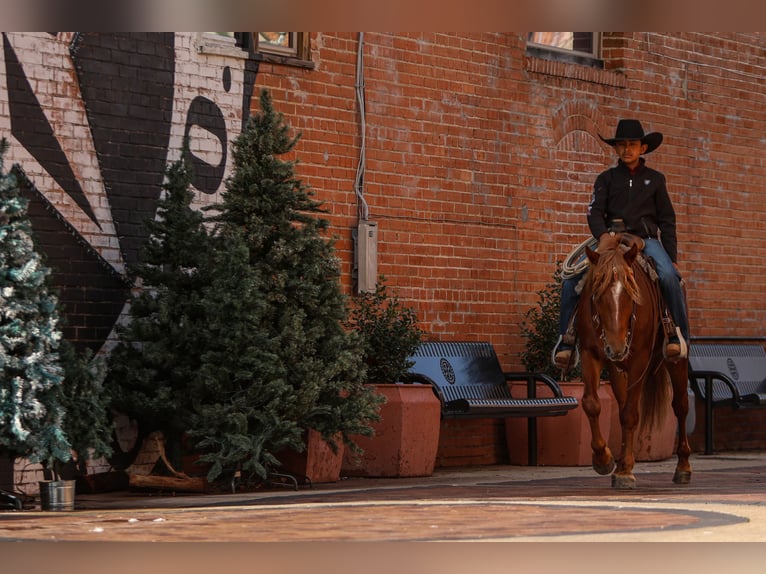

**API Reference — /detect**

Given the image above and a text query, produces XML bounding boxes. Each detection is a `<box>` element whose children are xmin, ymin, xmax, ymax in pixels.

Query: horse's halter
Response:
<box><xmin>591</xmin><ymin>264</ymin><xmax>638</xmax><ymax>365</ymax></box>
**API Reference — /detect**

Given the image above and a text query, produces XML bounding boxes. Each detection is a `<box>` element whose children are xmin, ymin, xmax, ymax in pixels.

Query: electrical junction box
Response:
<box><xmin>356</xmin><ymin>220</ymin><xmax>378</xmax><ymax>293</ymax></box>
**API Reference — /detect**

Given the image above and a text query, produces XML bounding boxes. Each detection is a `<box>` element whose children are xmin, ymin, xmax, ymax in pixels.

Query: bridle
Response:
<box><xmin>591</xmin><ymin>264</ymin><xmax>637</xmax><ymax>365</ymax></box>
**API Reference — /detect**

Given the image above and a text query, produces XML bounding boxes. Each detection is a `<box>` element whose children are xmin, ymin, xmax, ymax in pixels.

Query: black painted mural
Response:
<box><xmin>1</xmin><ymin>32</ymin><xmax>258</xmax><ymax>351</ymax></box>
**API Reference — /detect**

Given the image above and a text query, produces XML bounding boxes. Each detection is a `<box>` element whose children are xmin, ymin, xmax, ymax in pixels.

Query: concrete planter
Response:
<box><xmin>342</xmin><ymin>384</ymin><xmax>441</xmax><ymax>477</ymax></box>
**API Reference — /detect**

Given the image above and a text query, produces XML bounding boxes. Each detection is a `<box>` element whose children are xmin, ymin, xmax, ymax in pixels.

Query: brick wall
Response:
<box><xmin>1</xmin><ymin>32</ymin><xmax>251</xmax><ymax>350</ymax></box>
<box><xmin>256</xmin><ymin>32</ymin><xmax>766</xmax><ymax>356</ymax></box>
<box><xmin>253</xmin><ymin>32</ymin><xmax>766</xmax><ymax>465</ymax></box>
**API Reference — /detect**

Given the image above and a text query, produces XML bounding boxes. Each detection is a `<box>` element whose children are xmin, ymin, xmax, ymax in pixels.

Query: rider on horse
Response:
<box><xmin>553</xmin><ymin>119</ymin><xmax>690</xmax><ymax>370</ymax></box>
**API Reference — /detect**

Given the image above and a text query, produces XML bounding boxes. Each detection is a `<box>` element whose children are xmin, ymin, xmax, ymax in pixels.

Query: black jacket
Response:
<box><xmin>586</xmin><ymin>159</ymin><xmax>678</xmax><ymax>262</ymax></box>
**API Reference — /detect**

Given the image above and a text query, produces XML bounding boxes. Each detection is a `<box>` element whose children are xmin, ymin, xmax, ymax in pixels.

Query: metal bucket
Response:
<box><xmin>38</xmin><ymin>480</ymin><xmax>76</xmax><ymax>511</ymax></box>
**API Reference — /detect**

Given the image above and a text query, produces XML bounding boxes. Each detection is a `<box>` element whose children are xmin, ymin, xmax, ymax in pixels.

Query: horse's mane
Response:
<box><xmin>586</xmin><ymin>236</ymin><xmax>643</xmax><ymax>305</ymax></box>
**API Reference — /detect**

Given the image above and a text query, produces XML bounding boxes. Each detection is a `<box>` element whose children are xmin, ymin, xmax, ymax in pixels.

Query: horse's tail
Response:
<box><xmin>640</xmin><ymin>364</ymin><xmax>671</xmax><ymax>432</ymax></box>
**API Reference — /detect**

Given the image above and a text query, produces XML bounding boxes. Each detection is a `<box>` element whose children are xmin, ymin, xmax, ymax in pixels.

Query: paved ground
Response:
<box><xmin>4</xmin><ymin>451</ymin><xmax>765</xmax><ymax>572</ymax></box>
<box><xmin>2</xmin><ymin>450</ymin><xmax>765</xmax><ymax>545</ymax></box>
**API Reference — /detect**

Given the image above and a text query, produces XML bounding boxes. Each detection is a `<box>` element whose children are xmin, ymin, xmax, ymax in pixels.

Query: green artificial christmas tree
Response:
<box><xmin>190</xmin><ymin>89</ymin><xmax>383</xmax><ymax>481</ymax></box>
<box><xmin>108</xmin><ymin>150</ymin><xmax>211</xmax><ymax>468</ymax></box>
<box><xmin>0</xmin><ymin>138</ymin><xmax>71</xmax><ymax>470</ymax></box>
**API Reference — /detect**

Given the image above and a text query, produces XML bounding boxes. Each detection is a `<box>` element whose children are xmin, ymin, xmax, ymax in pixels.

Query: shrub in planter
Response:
<box><xmin>520</xmin><ymin>262</ymin><xmax>580</xmax><ymax>380</ymax></box>
<box><xmin>348</xmin><ymin>278</ymin><xmax>424</xmax><ymax>385</ymax></box>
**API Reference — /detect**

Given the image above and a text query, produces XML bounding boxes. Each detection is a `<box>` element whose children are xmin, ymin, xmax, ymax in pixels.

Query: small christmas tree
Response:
<box><xmin>108</xmin><ymin>149</ymin><xmax>211</xmax><ymax>466</ymax></box>
<box><xmin>0</xmin><ymin>138</ymin><xmax>71</xmax><ymax>469</ymax></box>
<box><xmin>56</xmin><ymin>339</ymin><xmax>113</xmax><ymax>475</ymax></box>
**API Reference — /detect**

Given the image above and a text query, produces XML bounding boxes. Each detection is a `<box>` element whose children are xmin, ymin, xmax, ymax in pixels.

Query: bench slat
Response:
<box><xmin>444</xmin><ymin>397</ymin><xmax>579</xmax><ymax>418</ymax></box>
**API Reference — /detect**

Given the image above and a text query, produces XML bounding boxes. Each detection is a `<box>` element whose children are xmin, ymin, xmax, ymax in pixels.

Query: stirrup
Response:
<box><xmin>552</xmin><ymin>335</ymin><xmax>579</xmax><ymax>370</ymax></box>
<box><xmin>663</xmin><ymin>327</ymin><xmax>688</xmax><ymax>361</ymax></box>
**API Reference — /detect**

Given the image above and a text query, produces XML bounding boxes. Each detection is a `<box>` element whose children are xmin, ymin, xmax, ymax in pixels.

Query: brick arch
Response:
<box><xmin>547</xmin><ymin>105</ymin><xmax>613</xmax><ymax>250</ymax></box>
<box><xmin>550</xmin><ymin>104</ymin><xmax>611</xmax><ymax>154</ymax></box>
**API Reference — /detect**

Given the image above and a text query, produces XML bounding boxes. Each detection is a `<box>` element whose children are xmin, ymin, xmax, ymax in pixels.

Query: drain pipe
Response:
<box><xmin>354</xmin><ymin>32</ymin><xmax>377</xmax><ymax>293</ymax></box>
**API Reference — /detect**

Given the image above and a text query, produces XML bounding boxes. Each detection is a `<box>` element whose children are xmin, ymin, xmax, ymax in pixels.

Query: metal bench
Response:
<box><xmin>688</xmin><ymin>343</ymin><xmax>766</xmax><ymax>454</ymax></box>
<box><xmin>401</xmin><ymin>341</ymin><xmax>578</xmax><ymax>465</ymax></box>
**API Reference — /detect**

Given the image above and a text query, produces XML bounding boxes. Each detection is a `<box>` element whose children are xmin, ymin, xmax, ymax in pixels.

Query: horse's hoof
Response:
<box><xmin>673</xmin><ymin>470</ymin><xmax>692</xmax><ymax>484</ymax></box>
<box><xmin>611</xmin><ymin>473</ymin><xmax>636</xmax><ymax>489</ymax></box>
<box><xmin>592</xmin><ymin>451</ymin><xmax>616</xmax><ymax>475</ymax></box>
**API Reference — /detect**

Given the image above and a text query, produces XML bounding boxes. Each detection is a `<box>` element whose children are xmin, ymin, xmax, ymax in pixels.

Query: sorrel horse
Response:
<box><xmin>577</xmin><ymin>233</ymin><xmax>692</xmax><ymax>489</ymax></box>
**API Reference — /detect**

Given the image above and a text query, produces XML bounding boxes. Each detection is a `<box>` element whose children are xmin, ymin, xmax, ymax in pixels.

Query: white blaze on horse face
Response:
<box><xmin>603</xmin><ymin>277</ymin><xmax>631</xmax><ymax>360</ymax></box>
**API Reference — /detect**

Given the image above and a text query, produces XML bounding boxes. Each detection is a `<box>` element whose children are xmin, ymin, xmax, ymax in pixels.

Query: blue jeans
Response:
<box><xmin>558</xmin><ymin>238</ymin><xmax>690</xmax><ymax>342</ymax></box>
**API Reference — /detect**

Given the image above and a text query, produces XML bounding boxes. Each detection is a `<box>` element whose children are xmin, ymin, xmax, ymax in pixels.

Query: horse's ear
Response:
<box><xmin>586</xmin><ymin>245</ymin><xmax>600</xmax><ymax>265</ymax></box>
<box><xmin>624</xmin><ymin>242</ymin><xmax>639</xmax><ymax>265</ymax></box>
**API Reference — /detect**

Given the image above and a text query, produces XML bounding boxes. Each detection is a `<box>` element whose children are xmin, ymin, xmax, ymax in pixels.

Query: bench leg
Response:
<box><xmin>527</xmin><ymin>418</ymin><xmax>538</xmax><ymax>466</ymax></box>
<box><xmin>705</xmin><ymin>379</ymin><xmax>714</xmax><ymax>455</ymax></box>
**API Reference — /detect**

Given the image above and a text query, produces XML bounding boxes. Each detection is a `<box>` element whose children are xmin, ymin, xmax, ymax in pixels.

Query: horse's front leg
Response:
<box><xmin>581</xmin><ymin>352</ymin><xmax>615</xmax><ymax>476</ymax></box>
<box><xmin>611</xmin><ymin>368</ymin><xmax>641</xmax><ymax>490</ymax></box>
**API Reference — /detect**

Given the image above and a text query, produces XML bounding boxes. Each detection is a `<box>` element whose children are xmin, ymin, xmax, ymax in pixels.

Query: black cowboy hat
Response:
<box><xmin>599</xmin><ymin>119</ymin><xmax>663</xmax><ymax>154</ymax></box>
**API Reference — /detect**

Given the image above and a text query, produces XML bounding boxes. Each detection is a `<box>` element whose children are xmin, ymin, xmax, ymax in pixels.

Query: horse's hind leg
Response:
<box><xmin>668</xmin><ymin>360</ymin><xmax>692</xmax><ymax>484</ymax></box>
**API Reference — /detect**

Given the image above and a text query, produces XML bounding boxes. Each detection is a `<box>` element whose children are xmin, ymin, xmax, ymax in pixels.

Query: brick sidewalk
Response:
<box><xmin>2</xmin><ymin>452</ymin><xmax>765</xmax><ymax>542</ymax></box>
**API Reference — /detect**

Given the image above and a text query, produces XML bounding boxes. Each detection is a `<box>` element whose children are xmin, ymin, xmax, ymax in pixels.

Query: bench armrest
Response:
<box><xmin>688</xmin><ymin>369</ymin><xmax>744</xmax><ymax>403</ymax></box>
<box><xmin>504</xmin><ymin>371</ymin><xmax>566</xmax><ymax>399</ymax></box>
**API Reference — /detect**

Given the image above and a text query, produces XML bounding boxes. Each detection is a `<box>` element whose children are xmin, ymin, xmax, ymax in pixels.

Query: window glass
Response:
<box><xmin>527</xmin><ymin>32</ymin><xmax>599</xmax><ymax>58</ymax></box>
<box><xmin>258</xmin><ymin>32</ymin><xmax>294</xmax><ymax>54</ymax></box>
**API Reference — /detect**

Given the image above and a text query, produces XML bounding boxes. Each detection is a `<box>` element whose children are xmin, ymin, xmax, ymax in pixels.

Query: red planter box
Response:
<box><xmin>342</xmin><ymin>384</ymin><xmax>441</xmax><ymax>477</ymax></box>
<box><xmin>277</xmin><ymin>429</ymin><xmax>345</xmax><ymax>484</ymax></box>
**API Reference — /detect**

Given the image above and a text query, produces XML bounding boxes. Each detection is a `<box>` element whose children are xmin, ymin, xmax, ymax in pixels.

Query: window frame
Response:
<box><xmin>255</xmin><ymin>33</ymin><xmax>299</xmax><ymax>57</ymax></box>
<box><xmin>197</xmin><ymin>32</ymin><xmax>313</xmax><ymax>69</ymax></box>
<box><xmin>526</xmin><ymin>33</ymin><xmax>603</xmax><ymax>69</ymax></box>
<box><xmin>251</xmin><ymin>32</ymin><xmax>312</xmax><ymax>68</ymax></box>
